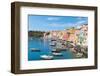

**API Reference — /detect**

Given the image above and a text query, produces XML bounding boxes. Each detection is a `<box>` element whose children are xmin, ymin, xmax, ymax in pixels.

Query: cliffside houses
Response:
<box><xmin>77</xmin><ymin>24</ymin><xmax>88</xmax><ymax>46</ymax></box>
<box><xmin>43</xmin><ymin>24</ymin><xmax>88</xmax><ymax>58</ymax></box>
<box><xmin>43</xmin><ymin>24</ymin><xmax>88</xmax><ymax>47</ymax></box>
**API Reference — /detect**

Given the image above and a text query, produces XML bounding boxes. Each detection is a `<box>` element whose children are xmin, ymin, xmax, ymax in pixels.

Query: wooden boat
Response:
<box><xmin>40</xmin><ymin>55</ymin><xmax>53</xmax><ymax>60</ymax></box>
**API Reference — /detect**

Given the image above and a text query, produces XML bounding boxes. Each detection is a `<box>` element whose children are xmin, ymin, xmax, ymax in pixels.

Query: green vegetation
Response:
<box><xmin>28</xmin><ymin>31</ymin><xmax>45</xmax><ymax>38</ymax></box>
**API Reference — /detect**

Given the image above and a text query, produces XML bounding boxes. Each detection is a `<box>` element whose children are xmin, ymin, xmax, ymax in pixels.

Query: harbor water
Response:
<box><xmin>28</xmin><ymin>37</ymin><xmax>74</xmax><ymax>61</ymax></box>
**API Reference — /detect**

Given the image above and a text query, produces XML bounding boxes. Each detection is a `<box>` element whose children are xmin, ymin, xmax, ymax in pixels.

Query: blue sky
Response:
<box><xmin>28</xmin><ymin>15</ymin><xmax>88</xmax><ymax>31</ymax></box>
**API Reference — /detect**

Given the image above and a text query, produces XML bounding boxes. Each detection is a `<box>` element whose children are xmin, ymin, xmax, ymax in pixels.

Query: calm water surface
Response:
<box><xmin>28</xmin><ymin>37</ymin><xmax>74</xmax><ymax>61</ymax></box>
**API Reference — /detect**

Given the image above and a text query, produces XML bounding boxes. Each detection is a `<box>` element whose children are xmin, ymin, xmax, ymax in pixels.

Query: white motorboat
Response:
<box><xmin>52</xmin><ymin>52</ymin><xmax>63</xmax><ymax>56</ymax></box>
<box><xmin>49</xmin><ymin>42</ymin><xmax>56</xmax><ymax>46</ymax></box>
<box><xmin>40</xmin><ymin>55</ymin><xmax>53</xmax><ymax>60</ymax></box>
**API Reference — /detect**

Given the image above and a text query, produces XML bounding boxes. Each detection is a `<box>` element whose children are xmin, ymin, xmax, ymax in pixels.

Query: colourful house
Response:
<box><xmin>43</xmin><ymin>24</ymin><xmax>88</xmax><ymax>47</ymax></box>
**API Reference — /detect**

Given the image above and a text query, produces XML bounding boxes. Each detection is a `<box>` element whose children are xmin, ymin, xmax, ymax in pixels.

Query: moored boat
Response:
<box><xmin>30</xmin><ymin>48</ymin><xmax>40</xmax><ymax>52</ymax></box>
<box><xmin>75</xmin><ymin>52</ymin><xmax>83</xmax><ymax>58</ymax></box>
<box><xmin>49</xmin><ymin>41</ymin><xmax>56</xmax><ymax>46</ymax></box>
<box><xmin>56</xmin><ymin>48</ymin><xmax>67</xmax><ymax>51</ymax></box>
<box><xmin>51</xmin><ymin>48</ymin><xmax>58</xmax><ymax>52</ymax></box>
<box><xmin>52</xmin><ymin>52</ymin><xmax>63</xmax><ymax>56</ymax></box>
<box><xmin>40</xmin><ymin>55</ymin><xmax>53</xmax><ymax>60</ymax></box>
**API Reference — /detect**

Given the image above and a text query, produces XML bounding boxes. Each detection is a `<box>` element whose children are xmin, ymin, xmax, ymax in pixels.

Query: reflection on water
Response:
<box><xmin>28</xmin><ymin>37</ymin><xmax>74</xmax><ymax>61</ymax></box>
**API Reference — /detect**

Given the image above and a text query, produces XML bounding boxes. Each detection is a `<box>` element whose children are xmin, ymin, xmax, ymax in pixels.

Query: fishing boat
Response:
<box><xmin>40</xmin><ymin>55</ymin><xmax>53</xmax><ymax>60</ymax></box>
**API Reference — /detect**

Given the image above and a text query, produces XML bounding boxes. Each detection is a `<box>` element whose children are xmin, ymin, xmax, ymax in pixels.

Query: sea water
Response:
<box><xmin>28</xmin><ymin>37</ymin><xmax>74</xmax><ymax>61</ymax></box>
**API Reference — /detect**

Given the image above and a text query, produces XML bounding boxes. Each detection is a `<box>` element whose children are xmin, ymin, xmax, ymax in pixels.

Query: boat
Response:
<box><xmin>40</xmin><ymin>55</ymin><xmax>53</xmax><ymax>60</ymax></box>
<box><xmin>52</xmin><ymin>52</ymin><xmax>63</xmax><ymax>56</ymax></box>
<box><xmin>30</xmin><ymin>48</ymin><xmax>40</xmax><ymax>52</ymax></box>
<box><xmin>51</xmin><ymin>49</ymin><xmax>61</xmax><ymax>53</ymax></box>
<box><xmin>75</xmin><ymin>52</ymin><xmax>83</xmax><ymax>57</ymax></box>
<box><xmin>49</xmin><ymin>42</ymin><xmax>56</xmax><ymax>46</ymax></box>
<box><xmin>52</xmin><ymin>49</ymin><xmax>57</xmax><ymax>52</ymax></box>
<box><xmin>49</xmin><ymin>43</ymin><xmax>55</xmax><ymax>46</ymax></box>
<box><xmin>56</xmin><ymin>48</ymin><xmax>67</xmax><ymax>51</ymax></box>
<box><xmin>51</xmin><ymin>39</ymin><xmax>56</xmax><ymax>41</ymax></box>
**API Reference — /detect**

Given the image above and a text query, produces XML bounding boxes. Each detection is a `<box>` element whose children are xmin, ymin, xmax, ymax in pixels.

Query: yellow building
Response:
<box><xmin>66</xmin><ymin>28</ymin><xmax>78</xmax><ymax>44</ymax></box>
